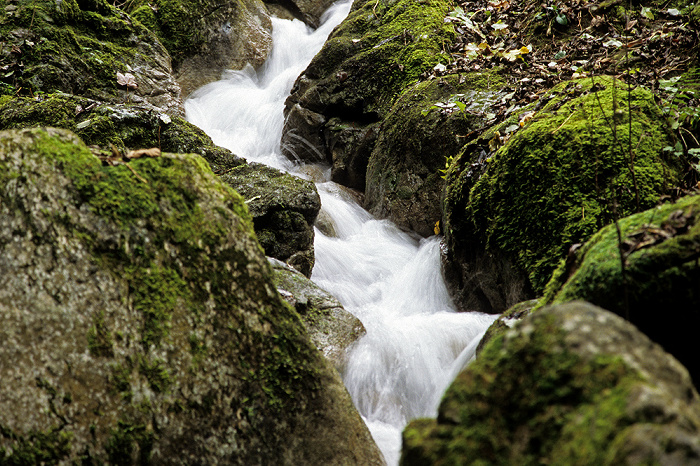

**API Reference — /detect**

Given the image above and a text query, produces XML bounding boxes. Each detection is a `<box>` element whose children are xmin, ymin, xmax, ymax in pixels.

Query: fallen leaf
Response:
<box><xmin>125</xmin><ymin>148</ymin><xmax>161</xmax><ymax>159</ymax></box>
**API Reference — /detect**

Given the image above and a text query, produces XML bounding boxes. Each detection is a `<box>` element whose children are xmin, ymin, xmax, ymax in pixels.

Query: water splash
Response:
<box><xmin>185</xmin><ymin>3</ymin><xmax>497</xmax><ymax>464</ymax></box>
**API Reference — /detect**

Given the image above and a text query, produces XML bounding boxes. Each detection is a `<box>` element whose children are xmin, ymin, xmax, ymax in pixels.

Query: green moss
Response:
<box><xmin>402</xmin><ymin>313</ymin><xmax>642</xmax><ymax>465</ymax></box>
<box><xmin>305</xmin><ymin>0</ymin><xmax>456</xmax><ymax>117</ymax></box>
<box><xmin>445</xmin><ymin>76</ymin><xmax>681</xmax><ymax>295</ymax></box>
<box><xmin>0</xmin><ymin>0</ymin><xmax>162</xmax><ymax>99</ymax></box>
<box><xmin>106</xmin><ymin>420</ymin><xmax>154</xmax><ymax>465</ymax></box>
<box><xmin>0</xmin><ymin>427</ymin><xmax>73</xmax><ymax>465</ymax></box>
<box><xmin>0</xmin><ymin>95</ymin><xmax>241</xmax><ymax>172</ymax></box>
<box><xmin>88</xmin><ymin>310</ymin><xmax>115</xmax><ymax>357</ymax></box>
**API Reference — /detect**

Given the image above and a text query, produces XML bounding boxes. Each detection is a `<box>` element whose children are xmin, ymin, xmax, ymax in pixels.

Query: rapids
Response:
<box><xmin>184</xmin><ymin>3</ymin><xmax>497</xmax><ymax>463</ymax></box>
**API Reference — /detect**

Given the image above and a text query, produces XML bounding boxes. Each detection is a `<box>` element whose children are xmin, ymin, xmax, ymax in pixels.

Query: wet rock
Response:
<box><xmin>365</xmin><ymin>74</ymin><xmax>504</xmax><ymax>237</ymax></box>
<box><xmin>281</xmin><ymin>0</ymin><xmax>455</xmax><ymax>190</ymax></box>
<box><xmin>270</xmin><ymin>257</ymin><xmax>365</xmax><ymax>370</ymax></box>
<box><xmin>401</xmin><ymin>301</ymin><xmax>700</xmax><ymax>465</ymax></box>
<box><xmin>0</xmin><ymin>127</ymin><xmax>383</xmax><ymax>465</ymax></box>
<box><xmin>442</xmin><ymin>76</ymin><xmax>683</xmax><ymax>313</ymax></box>
<box><xmin>0</xmin><ymin>0</ymin><xmax>183</xmax><ymax>115</ymax></box>
<box><xmin>264</xmin><ymin>0</ymin><xmax>338</xmax><ymax>27</ymax></box>
<box><xmin>540</xmin><ymin>193</ymin><xmax>700</xmax><ymax>385</ymax></box>
<box><xmin>219</xmin><ymin>162</ymin><xmax>321</xmax><ymax>277</ymax></box>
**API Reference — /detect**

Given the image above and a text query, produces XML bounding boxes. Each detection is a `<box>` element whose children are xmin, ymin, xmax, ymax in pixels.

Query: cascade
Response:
<box><xmin>184</xmin><ymin>3</ymin><xmax>497</xmax><ymax>464</ymax></box>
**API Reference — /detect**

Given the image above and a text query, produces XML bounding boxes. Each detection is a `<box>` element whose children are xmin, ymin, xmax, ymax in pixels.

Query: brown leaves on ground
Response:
<box><xmin>94</xmin><ymin>144</ymin><xmax>161</xmax><ymax>183</ymax></box>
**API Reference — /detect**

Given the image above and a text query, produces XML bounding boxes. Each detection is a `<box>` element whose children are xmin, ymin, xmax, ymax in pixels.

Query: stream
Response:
<box><xmin>184</xmin><ymin>3</ymin><xmax>497</xmax><ymax>464</ymax></box>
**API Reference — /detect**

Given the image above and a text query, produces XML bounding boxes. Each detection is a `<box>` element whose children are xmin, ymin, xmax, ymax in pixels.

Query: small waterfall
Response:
<box><xmin>185</xmin><ymin>4</ymin><xmax>497</xmax><ymax>464</ymax></box>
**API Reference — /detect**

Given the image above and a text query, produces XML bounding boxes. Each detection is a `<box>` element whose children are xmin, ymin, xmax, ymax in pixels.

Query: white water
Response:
<box><xmin>185</xmin><ymin>4</ymin><xmax>497</xmax><ymax>464</ymax></box>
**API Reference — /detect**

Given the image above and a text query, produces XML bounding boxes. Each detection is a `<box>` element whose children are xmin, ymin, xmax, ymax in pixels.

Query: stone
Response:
<box><xmin>219</xmin><ymin>162</ymin><xmax>321</xmax><ymax>277</ymax></box>
<box><xmin>270</xmin><ymin>257</ymin><xmax>366</xmax><ymax>370</ymax></box>
<box><xmin>442</xmin><ymin>76</ymin><xmax>683</xmax><ymax>313</ymax></box>
<box><xmin>401</xmin><ymin>301</ymin><xmax>700</xmax><ymax>465</ymax></box>
<box><xmin>0</xmin><ymin>127</ymin><xmax>383</xmax><ymax>465</ymax></box>
<box><xmin>540</xmin><ymin>193</ymin><xmax>700</xmax><ymax>385</ymax></box>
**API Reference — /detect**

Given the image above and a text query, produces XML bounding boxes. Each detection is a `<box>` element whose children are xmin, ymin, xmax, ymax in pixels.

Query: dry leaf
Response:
<box><xmin>125</xmin><ymin>148</ymin><xmax>161</xmax><ymax>159</ymax></box>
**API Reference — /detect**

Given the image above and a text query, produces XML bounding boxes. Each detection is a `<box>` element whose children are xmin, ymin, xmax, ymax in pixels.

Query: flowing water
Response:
<box><xmin>185</xmin><ymin>4</ymin><xmax>497</xmax><ymax>464</ymax></box>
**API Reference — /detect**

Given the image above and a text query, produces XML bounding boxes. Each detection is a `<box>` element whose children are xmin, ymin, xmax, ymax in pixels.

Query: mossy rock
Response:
<box><xmin>270</xmin><ymin>257</ymin><xmax>366</xmax><ymax>370</ymax></box>
<box><xmin>127</xmin><ymin>0</ymin><xmax>272</xmax><ymax>96</ymax></box>
<box><xmin>281</xmin><ymin>0</ymin><xmax>456</xmax><ymax>171</ymax></box>
<box><xmin>0</xmin><ymin>0</ymin><xmax>182</xmax><ymax>114</ymax></box>
<box><xmin>540</xmin><ymin>193</ymin><xmax>700</xmax><ymax>384</ymax></box>
<box><xmin>0</xmin><ymin>127</ymin><xmax>383</xmax><ymax>464</ymax></box>
<box><xmin>365</xmin><ymin>73</ymin><xmax>506</xmax><ymax>236</ymax></box>
<box><xmin>442</xmin><ymin>76</ymin><xmax>683</xmax><ymax>313</ymax></box>
<box><xmin>0</xmin><ymin>94</ymin><xmax>241</xmax><ymax>173</ymax></box>
<box><xmin>219</xmin><ymin>162</ymin><xmax>321</xmax><ymax>277</ymax></box>
<box><xmin>401</xmin><ymin>301</ymin><xmax>700</xmax><ymax>465</ymax></box>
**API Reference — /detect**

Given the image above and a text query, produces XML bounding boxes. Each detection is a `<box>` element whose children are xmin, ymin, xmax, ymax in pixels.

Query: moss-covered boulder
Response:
<box><xmin>128</xmin><ymin>0</ymin><xmax>272</xmax><ymax>97</ymax></box>
<box><xmin>365</xmin><ymin>73</ymin><xmax>506</xmax><ymax>237</ymax></box>
<box><xmin>401</xmin><ymin>301</ymin><xmax>700</xmax><ymax>465</ymax></box>
<box><xmin>281</xmin><ymin>0</ymin><xmax>455</xmax><ymax>189</ymax></box>
<box><xmin>219</xmin><ymin>162</ymin><xmax>320</xmax><ymax>277</ymax></box>
<box><xmin>270</xmin><ymin>257</ymin><xmax>365</xmax><ymax>370</ymax></box>
<box><xmin>442</xmin><ymin>76</ymin><xmax>682</xmax><ymax>313</ymax></box>
<box><xmin>540</xmin><ymin>193</ymin><xmax>700</xmax><ymax>384</ymax></box>
<box><xmin>0</xmin><ymin>94</ymin><xmax>241</xmax><ymax>173</ymax></box>
<box><xmin>0</xmin><ymin>127</ymin><xmax>383</xmax><ymax>464</ymax></box>
<box><xmin>0</xmin><ymin>0</ymin><xmax>182</xmax><ymax>114</ymax></box>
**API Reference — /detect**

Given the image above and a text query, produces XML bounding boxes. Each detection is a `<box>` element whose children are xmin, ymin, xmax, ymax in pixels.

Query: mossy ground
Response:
<box><xmin>444</xmin><ymin>75</ymin><xmax>682</xmax><ymax>296</ymax></box>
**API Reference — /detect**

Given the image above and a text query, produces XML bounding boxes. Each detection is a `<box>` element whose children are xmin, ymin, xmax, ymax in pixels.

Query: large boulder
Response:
<box><xmin>270</xmin><ymin>258</ymin><xmax>366</xmax><ymax>370</ymax></box>
<box><xmin>0</xmin><ymin>0</ymin><xmax>183</xmax><ymax>115</ymax></box>
<box><xmin>219</xmin><ymin>162</ymin><xmax>321</xmax><ymax>277</ymax></box>
<box><xmin>442</xmin><ymin>76</ymin><xmax>683</xmax><ymax>313</ymax></box>
<box><xmin>541</xmin><ymin>193</ymin><xmax>700</xmax><ymax>385</ymax></box>
<box><xmin>0</xmin><ymin>127</ymin><xmax>383</xmax><ymax>465</ymax></box>
<box><xmin>401</xmin><ymin>301</ymin><xmax>700</xmax><ymax>465</ymax></box>
<box><xmin>128</xmin><ymin>0</ymin><xmax>273</xmax><ymax>96</ymax></box>
<box><xmin>365</xmin><ymin>73</ymin><xmax>505</xmax><ymax>237</ymax></box>
<box><xmin>281</xmin><ymin>0</ymin><xmax>455</xmax><ymax>191</ymax></box>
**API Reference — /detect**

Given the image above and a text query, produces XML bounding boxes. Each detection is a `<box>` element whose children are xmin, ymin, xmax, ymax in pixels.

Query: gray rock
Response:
<box><xmin>270</xmin><ymin>257</ymin><xmax>366</xmax><ymax>370</ymax></box>
<box><xmin>219</xmin><ymin>162</ymin><xmax>321</xmax><ymax>277</ymax></box>
<box><xmin>401</xmin><ymin>301</ymin><xmax>700</xmax><ymax>465</ymax></box>
<box><xmin>0</xmin><ymin>127</ymin><xmax>383</xmax><ymax>465</ymax></box>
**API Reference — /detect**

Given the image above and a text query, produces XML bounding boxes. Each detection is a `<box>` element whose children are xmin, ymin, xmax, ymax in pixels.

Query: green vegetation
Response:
<box><xmin>402</xmin><ymin>310</ymin><xmax>643</xmax><ymax>465</ymax></box>
<box><xmin>444</xmin><ymin>76</ymin><xmax>682</xmax><ymax>295</ymax></box>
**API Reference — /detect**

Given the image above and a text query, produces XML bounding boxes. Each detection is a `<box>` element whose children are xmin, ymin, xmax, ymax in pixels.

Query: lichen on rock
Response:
<box><xmin>219</xmin><ymin>162</ymin><xmax>321</xmax><ymax>277</ymax></box>
<box><xmin>401</xmin><ymin>301</ymin><xmax>700</xmax><ymax>465</ymax></box>
<box><xmin>442</xmin><ymin>76</ymin><xmax>683</xmax><ymax>313</ymax></box>
<box><xmin>0</xmin><ymin>127</ymin><xmax>383</xmax><ymax>465</ymax></box>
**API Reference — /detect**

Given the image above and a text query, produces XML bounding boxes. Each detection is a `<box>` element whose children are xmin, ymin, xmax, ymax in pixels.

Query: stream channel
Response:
<box><xmin>184</xmin><ymin>2</ymin><xmax>497</xmax><ymax>463</ymax></box>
